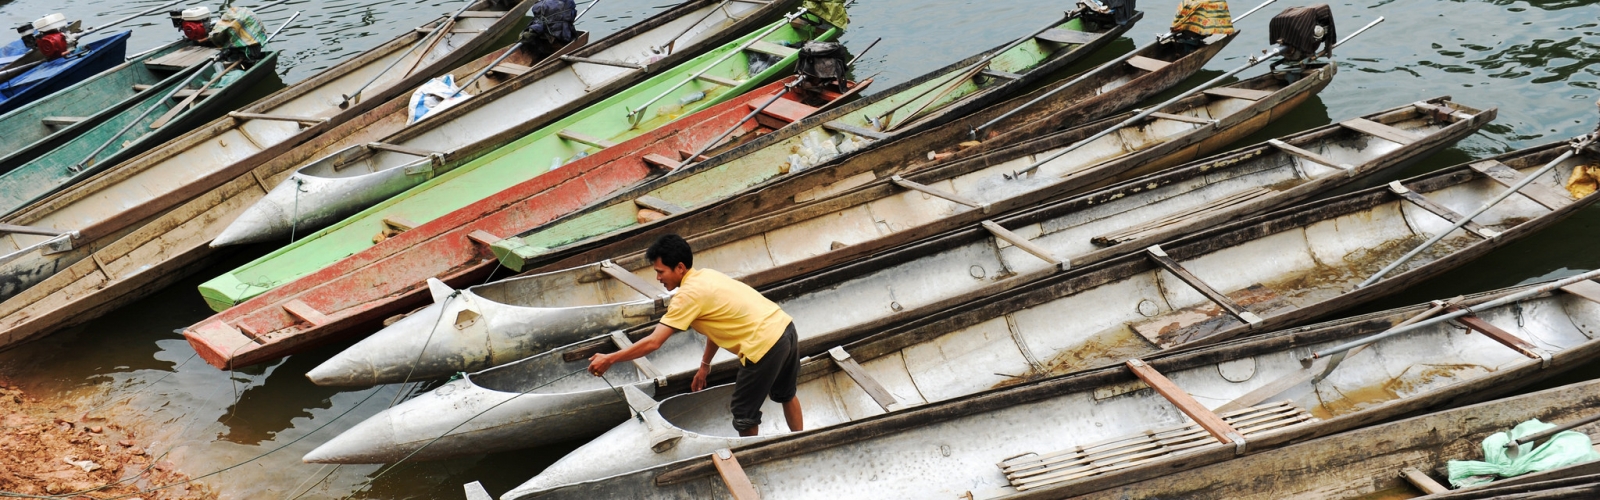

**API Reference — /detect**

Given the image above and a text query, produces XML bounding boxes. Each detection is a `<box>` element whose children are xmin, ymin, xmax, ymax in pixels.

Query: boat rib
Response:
<box><xmin>0</xmin><ymin>0</ymin><xmax>535</xmax><ymax>303</ymax></box>
<box><xmin>185</xmin><ymin>10</ymin><xmax>1143</xmax><ymax>370</ymax></box>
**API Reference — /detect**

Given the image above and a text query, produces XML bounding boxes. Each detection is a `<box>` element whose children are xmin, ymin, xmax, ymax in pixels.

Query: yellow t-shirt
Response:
<box><xmin>660</xmin><ymin>268</ymin><xmax>792</xmax><ymax>364</ymax></box>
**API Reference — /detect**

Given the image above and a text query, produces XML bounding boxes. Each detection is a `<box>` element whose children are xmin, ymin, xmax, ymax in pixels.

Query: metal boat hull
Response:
<box><xmin>0</xmin><ymin>32</ymin><xmax>130</xmax><ymax>115</ymax></box>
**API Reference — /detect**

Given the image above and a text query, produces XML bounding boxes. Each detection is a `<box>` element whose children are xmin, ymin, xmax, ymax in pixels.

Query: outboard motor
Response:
<box><xmin>176</xmin><ymin>6</ymin><xmax>214</xmax><ymax>44</ymax></box>
<box><xmin>796</xmin><ymin>41</ymin><xmax>850</xmax><ymax>95</ymax></box>
<box><xmin>31</xmin><ymin>13</ymin><xmax>73</xmax><ymax>60</ymax></box>
<box><xmin>1268</xmin><ymin>4</ymin><xmax>1336</xmax><ymax>68</ymax></box>
<box><xmin>1077</xmin><ymin>0</ymin><xmax>1136</xmax><ymax>28</ymax></box>
<box><xmin>14</xmin><ymin>23</ymin><xmax>37</xmax><ymax>52</ymax></box>
<box><xmin>208</xmin><ymin>6</ymin><xmax>268</xmax><ymax>64</ymax></box>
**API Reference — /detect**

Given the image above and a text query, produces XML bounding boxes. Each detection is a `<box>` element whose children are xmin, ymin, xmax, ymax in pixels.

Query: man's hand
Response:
<box><xmin>588</xmin><ymin>352</ymin><xmax>615</xmax><ymax>377</ymax></box>
<box><xmin>691</xmin><ymin>365</ymin><xmax>710</xmax><ymax>392</ymax></box>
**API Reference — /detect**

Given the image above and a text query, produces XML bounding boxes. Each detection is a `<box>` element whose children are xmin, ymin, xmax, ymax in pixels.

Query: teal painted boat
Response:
<box><xmin>0</xmin><ymin>40</ymin><xmax>204</xmax><ymax>176</ymax></box>
<box><xmin>0</xmin><ymin>50</ymin><xmax>280</xmax><ymax>218</ymax></box>
<box><xmin>197</xmin><ymin>12</ymin><xmax>839</xmax><ymax>311</ymax></box>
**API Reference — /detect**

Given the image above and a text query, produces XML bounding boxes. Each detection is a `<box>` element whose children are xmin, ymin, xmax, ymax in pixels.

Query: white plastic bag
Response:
<box><xmin>408</xmin><ymin>75</ymin><xmax>473</xmax><ymax>124</ymax></box>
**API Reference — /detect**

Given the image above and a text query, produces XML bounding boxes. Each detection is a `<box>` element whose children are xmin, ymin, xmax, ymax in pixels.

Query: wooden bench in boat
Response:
<box><xmin>1340</xmin><ymin>117</ymin><xmax>1423</xmax><ymax>145</ymax></box>
<box><xmin>1034</xmin><ymin>28</ymin><xmax>1099</xmax><ymax>45</ymax></box>
<box><xmin>144</xmin><ymin>46</ymin><xmax>219</xmax><ymax>71</ymax></box>
<box><xmin>747</xmin><ymin>41</ymin><xmax>796</xmax><ymax>58</ymax></box>
<box><xmin>1126</xmin><ymin>55</ymin><xmax>1170</xmax><ymax>72</ymax></box>
<box><xmin>1469</xmin><ymin>160</ymin><xmax>1575</xmax><ymax>211</ymax></box>
<box><xmin>998</xmin><ymin>363</ymin><xmax>1315</xmax><ymax>491</ymax></box>
<box><xmin>1202</xmin><ymin>87</ymin><xmax>1273</xmax><ymax>101</ymax></box>
<box><xmin>1388</xmin><ymin>181</ymin><xmax>1499</xmax><ymax>239</ymax></box>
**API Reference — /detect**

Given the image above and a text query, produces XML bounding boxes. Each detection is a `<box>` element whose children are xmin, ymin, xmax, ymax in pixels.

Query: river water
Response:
<box><xmin>0</xmin><ymin>0</ymin><xmax>1595</xmax><ymax>498</ymax></box>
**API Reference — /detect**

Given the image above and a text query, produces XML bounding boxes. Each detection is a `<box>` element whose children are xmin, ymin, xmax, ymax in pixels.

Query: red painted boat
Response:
<box><xmin>185</xmin><ymin>77</ymin><xmax>868</xmax><ymax>368</ymax></box>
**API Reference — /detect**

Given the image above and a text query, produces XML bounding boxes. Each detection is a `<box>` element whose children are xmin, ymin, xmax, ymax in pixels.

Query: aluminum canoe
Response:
<box><xmin>510</xmin><ymin>277</ymin><xmax>1600</xmax><ymax>499</ymax></box>
<box><xmin>1083</xmin><ymin>376</ymin><xmax>1600</xmax><ymax>499</ymax></box>
<box><xmin>0</xmin><ymin>39</ymin><xmax>200</xmax><ymax>176</ymax></box>
<box><xmin>186</xmin><ymin>10</ymin><xmax>1143</xmax><ymax>370</ymax></box>
<box><xmin>0</xmin><ymin>31</ymin><xmax>130</xmax><ymax>115</ymax></box>
<box><xmin>295</xmin><ymin>66</ymin><xmax>1342</xmax><ymax>464</ymax></box>
<box><xmin>305</xmin><ymin>129</ymin><xmax>1580</xmax><ymax>466</ymax></box>
<box><xmin>311</xmin><ymin>56</ymin><xmax>1337</xmax><ymax>389</ymax></box>
<box><xmin>0</xmin><ymin>50</ymin><xmax>279</xmax><ymax>217</ymax></box>
<box><xmin>212</xmin><ymin>0</ymin><xmax>801</xmax><ymax>247</ymax></box>
<box><xmin>480</xmin><ymin>96</ymin><xmax>1494</xmax><ymax>491</ymax></box>
<box><xmin>197</xmin><ymin>10</ymin><xmax>840</xmax><ymax>311</ymax></box>
<box><xmin>0</xmin><ymin>0</ymin><xmax>535</xmax><ymax>303</ymax></box>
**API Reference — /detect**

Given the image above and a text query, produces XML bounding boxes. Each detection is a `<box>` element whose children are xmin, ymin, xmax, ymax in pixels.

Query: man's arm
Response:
<box><xmin>691</xmin><ymin>336</ymin><xmax>719</xmax><ymax>391</ymax></box>
<box><xmin>589</xmin><ymin>323</ymin><xmax>678</xmax><ymax>375</ymax></box>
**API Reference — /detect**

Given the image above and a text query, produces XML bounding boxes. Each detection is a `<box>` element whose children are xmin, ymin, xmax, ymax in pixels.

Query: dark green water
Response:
<box><xmin>0</xmin><ymin>0</ymin><xmax>1596</xmax><ymax>498</ymax></box>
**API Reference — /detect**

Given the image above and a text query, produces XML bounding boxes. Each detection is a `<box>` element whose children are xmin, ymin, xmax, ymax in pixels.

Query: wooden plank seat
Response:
<box><xmin>635</xmin><ymin>195</ymin><xmax>687</xmax><ymax>215</ymax></box>
<box><xmin>1034</xmin><ymin>28</ymin><xmax>1099</xmax><ymax>45</ymax></box>
<box><xmin>1341</xmin><ymin>117</ymin><xmax>1423</xmax><ymax>145</ymax></box>
<box><xmin>610</xmin><ymin>331</ymin><xmax>666</xmax><ymax>386</ymax></box>
<box><xmin>1000</xmin><ymin>398</ymin><xmax>1314</xmax><ymax>491</ymax></box>
<box><xmin>821</xmin><ymin>121</ymin><xmax>889</xmax><ymax>140</ymax></box>
<box><xmin>1561</xmin><ymin>280</ymin><xmax>1600</xmax><ymax>304</ymax></box>
<box><xmin>144</xmin><ymin>46</ymin><xmax>219</xmax><ymax>71</ymax></box>
<box><xmin>1469</xmin><ymin>160</ymin><xmax>1574</xmax><ymax>211</ymax></box>
<box><xmin>642</xmin><ymin>153</ymin><xmax>682</xmax><ymax>171</ymax></box>
<box><xmin>696</xmin><ymin>73</ymin><xmax>742</xmax><ymax>88</ymax></box>
<box><xmin>711</xmin><ymin>449</ymin><xmax>762</xmax><ymax>500</ymax></box>
<box><xmin>599</xmin><ymin>259</ymin><xmax>665</xmax><ymax>297</ymax></box>
<box><xmin>1388</xmin><ymin>181</ymin><xmax>1499</xmax><ymax>238</ymax></box>
<box><xmin>457</xmin><ymin>10</ymin><xmax>507</xmax><ymax>17</ymax></box>
<box><xmin>1092</xmin><ymin>187</ymin><xmax>1275</xmax><ymax>246</ymax></box>
<box><xmin>984</xmin><ymin>220</ymin><xmax>1066</xmax><ymax>270</ymax></box>
<box><xmin>1202</xmin><ymin>87</ymin><xmax>1273</xmax><ymax>101</ymax></box>
<box><xmin>890</xmin><ymin>175</ymin><xmax>986</xmax><ymax>211</ymax></box>
<box><xmin>41</xmin><ymin>116</ymin><xmax>84</xmax><ymax>127</ymax></box>
<box><xmin>757</xmin><ymin>98</ymin><xmax>818</xmax><ymax>124</ymax></box>
<box><xmin>747</xmin><ymin>40</ymin><xmax>797</xmax><ymax>58</ymax></box>
<box><xmin>1126</xmin><ymin>55</ymin><xmax>1170</xmax><ymax>72</ymax></box>
<box><xmin>1146</xmin><ymin>245</ymin><xmax>1264</xmax><ymax>327</ymax></box>
<box><xmin>827</xmin><ymin>346</ymin><xmax>901</xmax><ymax>411</ymax></box>
<box><xmin>1270</xmin><ymin>139</ymin><xmax>1353</xmax><ymax>173</ymax></box>
<box><xmin>490</xmin><ymin>62</ymin><xmax>532</xmax><ymax>76</ymax></box>
<box><xmin>557</xmin><ymin>129</ymin><xmax>617</xmax><ymax>149</ymax></box>
<box><xmin>1448</xmin><ymin>307</ymin><xmax>1549</xmax><ymax>365</ymax></box>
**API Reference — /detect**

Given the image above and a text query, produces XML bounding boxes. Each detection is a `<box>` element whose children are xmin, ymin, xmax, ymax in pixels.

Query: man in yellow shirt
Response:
<box><xmin>588</xmin><ymin>234</ymin><xmax>803</xmax><ymax>436</ymax></box>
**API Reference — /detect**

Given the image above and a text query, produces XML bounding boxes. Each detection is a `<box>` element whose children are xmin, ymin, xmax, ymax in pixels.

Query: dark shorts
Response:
<box><xmin>730</xmin><ymin>323</ymin><xmax>799</xmax><ymax>432</ymax></box>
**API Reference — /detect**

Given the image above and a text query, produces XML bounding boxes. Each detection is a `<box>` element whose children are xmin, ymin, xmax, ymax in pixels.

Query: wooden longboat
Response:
<box><xmin>211</xmin><ymin>0</ymin><xmax>801</xmax><ymax>247</ymax></box>
<box><xmin>306</xmin><ymin>61</ymin><xmax>1335</xmax><ymax>388</ymax></box>
<box><xmin>507</xmin><ymin>278</ymin><xmax>1600</xmax><ymax>499</ymax></box>
<box><xmin>185</xmin><ymin>10</ymin><xmax>1145</xmax><ymax>370</ymax></box>
<box><xmin>0</xmin><ymin>32</ymin><xmax>130</xmax><ymax>115</ymax></box>
<box><xmin>198</xmin><ymin>11</ymin><xmax>840</xmax><ymax>310</ymax></box>
<box><xmin>0</xmin><ymin>40</ymin><xmax>199</xmax><ymax>175</ymax></box>
<box><xmin>0</xmin><ymin>0</ymin><xmax>799</xmax><ymax>353</ymax></box>
<box><xmin>294</xmin><ymin>66</ymin><xmax>1340</xmax><ymax>465</ymax></box>
<box><xmin>0</xmin><ymin>0</ymin><xmax>537</xmax><ymax>302</ymax></box>
<box><xmin>0</xmin><ymin>50</ymin><xmax>280</xmax><ymax>216</ymax></box>
<box><xmin>413</xmin><ymin>96</ymin><xmax>1489</xmax><ymax>489</ymax></box>
<box><xmin>1084</xmin><ymin>377</ymin><xmax>1600</xmax><ymax>499</ymax></box>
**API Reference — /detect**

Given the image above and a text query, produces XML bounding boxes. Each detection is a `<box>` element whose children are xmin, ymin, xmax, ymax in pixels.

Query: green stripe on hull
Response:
<box><xmin>0</xmin><ymin>41</ymin><xmax>189</xmax><ymax>175</ymax></box>
<box><xmin>198</xmin><ymin>18</ymin><xmax>839</xmax><ymax>312</ymax></box>
<box><xmin>0</xmin><ymin>51</ymin><xmax>279</xmax><ymax>217</ymax></box>
<box><xmin>490</xmin><ymin>18</ymin><xmax>1097</xmax><ymax>270</ymax></box>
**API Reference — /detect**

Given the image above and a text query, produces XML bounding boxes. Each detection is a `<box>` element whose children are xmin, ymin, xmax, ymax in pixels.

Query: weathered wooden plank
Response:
<box><xmin>711</xmin><ymin>448</ymin><xmax>762</xmax><ymax>500</ymax></box>
<box><xmin>283</xmin><ymin>299</ymin><xmax>331</xmax><ymax>326</ymax></box>
<box><xmin>642</xmin><ymin>153</ymin><xmax>682</xmax><ymax>171</ymax></box>
<box><xmin>828</xmin><ymin>346</ymin><xmax>899</xmax><ymax>411</ymax></box>
<box><xmin>889</xmin><ymin>175</ymin><xmax>984</xmax><ymax>209</ymax></box>
<box><xmin>1147</xmin><ymin>111</ymin><xmax>1215</xmax><ymax>125</ymax></box>
<box><xmin>1124</xmin><ymin>359</ymin><xmax>1239</xmax><ymax>446</ymax></box>
<box><xmin>1146</xmin><ymin>245</ymin><xmax>1263</xmax><ymax>326</ymax></box>
<box><xmin>696</xmin><ymin>73</ymin><xmax>742</xmax><ymax>88</ymax></box>
<box><xmin>1126</xmin><ymin>55</ymin><xmax>1170</xmax><ymax>72</ymax></box>
<box><xmin>228</xmin><ymin>112</ymin><xmax>328</xmax><ymax>125</ymax></box>
<box><xmin>611</xmin><ymin>331</ymin><xmax>665</xmax><ymax>385</ymax></box>
<box><xmin>1035</xmin><ymin>28</ymin><xmax>1099</xmax><ymax>45</ymax></box>
<box><xmin>41</xmin><ymin>116</ymin><xmax>85</xmax><ymax>126</ymax></box>
<box><xmin>1560</xmin><ymin>280</ymin><xmax>1600</xmax><ymax>304</ymax></box>
<box><xmin>1469</xmin><ymin>160</ymin><xmax>1574</xmax><ymax>211</ymax></box>
<box><xmin>1270</xmin><ymin>139</ymin><xmax>1351</xmax><ymax>171</ymax></box>
<box><xmin>747</xmin><ymin>40</ymin><xmax>796</xmax><ymax>57</ymax></box>
<box><xmin>1202</xmin><ymin>87</ymin><xmax>1273</xmax><ymax>101</ymax></box>
<box><xmin>757</xmin><ymin>98</ymin><xmax>818</xmax><ymax>124</ymax></box>
<box><xmin>1092</xmin><ymin>187</ymin><xmax>1272</xmax><ymax>246</ymax></box>
<box><xmin>1402</xmin><ymin>467</ymin><xmax>1449</xmax><ymax>494</ymax></box>
<box><xmin>983</xmin><ymin>220</ymin><xmax>1065</xmax><ymax>269</ymax></box>
<box><xmin>600</xmin><ymin>260</ymin><xmax>665</xmax><ymax>297</ymax></box>
<box><xmin>490</xmin><ymin>62</ymin><xmax>531</xmax><ymax>76</ymax></box>
<box><xmin>1453</xmin><ymin>312</ymin><xmax>1544</xmax><ymax>361</ymax></box>
<box><xmin>635</xmin><ymin>195</ymin><xmax>687</xmax><ymax>215</ymax></box>
<box><xmin>1342</xmin><ymin>117</ymin><xmax>1423</xmax><ymax>144</ymax></box>
<box><xmin>1389</xmin><ymin>181</ymin><xmax>1498</xmax><ymax>238</ymax></box>
<box><xmin>822</xmin><ymin>120</ymin><xmax>889</xmax><ymax>140</ymax></box>
<box><xmin>557</xmin><ymin>129</ymin><xmax>618</xmax><ymax>149</ymax></box>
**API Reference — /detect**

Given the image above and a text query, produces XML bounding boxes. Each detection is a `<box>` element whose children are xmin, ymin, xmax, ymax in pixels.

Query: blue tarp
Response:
<box><xmin>0</xmin><ymin>39</ymin><xmax>29</xmax><ymax>67</ymax></box>
<box><xmin>0</xmin><ymin>31</ymin><xmax>131</xmax><ymax>115</ymax></box>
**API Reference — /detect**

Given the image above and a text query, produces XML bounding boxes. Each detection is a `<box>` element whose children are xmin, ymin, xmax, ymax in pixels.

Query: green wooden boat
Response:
<box><xmin>489</xmin><ymin>15</ymin><xmax>1120</xmax><ymax>271</ymax></box>
<box><xmin>197</xmin><ymin>13</ymin><xmax>838</xmax><ymax>311</ymax></box>
<box><xmin>0</xmin><ymin>40</ymin><xmax>203</xmax><ymax>176</ymax></box>
<box><xmin>0</xmin><ymin>50</ymin><xmax>280</xmax><ymax>217</ymax></box>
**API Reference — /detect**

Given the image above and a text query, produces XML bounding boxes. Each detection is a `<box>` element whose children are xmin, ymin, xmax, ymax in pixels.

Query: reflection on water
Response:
<box><xmin>0</xmin><ymin>0</ymin><xmax>1597</xmax><ymax>498</ymax></box>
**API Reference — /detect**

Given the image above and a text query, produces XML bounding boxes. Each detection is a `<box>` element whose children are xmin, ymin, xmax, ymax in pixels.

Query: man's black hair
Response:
<box><xmin>647</xmin><ymin>234</ymin><xmax>694</xmax><ymax>269</ymax></box>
